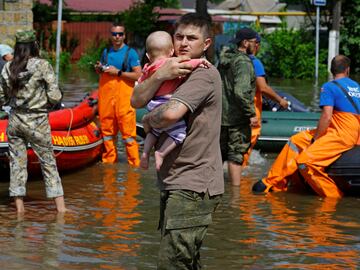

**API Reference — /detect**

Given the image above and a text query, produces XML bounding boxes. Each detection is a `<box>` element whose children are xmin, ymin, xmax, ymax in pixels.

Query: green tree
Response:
<box><xmin>280</xmin><ymin>0</ymin><xmax>360</xmax><ymax>72</ymax></box>
<box><xmin>33</xmin><ymin>0</ymin><xmax>72</xmax><ymax>22</ymax></box>
<box><xmin>119</xmin><ymin>0</ymin><xmax>179</xmax><ymax>42</ymax></box>
<box><xmin>259</xmin><ymin>27</ymin><xmax>327</xmax><ymax>79</ymax></box>
<box><xmin>341</xmin><ymin>0</ymin><xmax>360</xmax><ymax>72</ymax></box>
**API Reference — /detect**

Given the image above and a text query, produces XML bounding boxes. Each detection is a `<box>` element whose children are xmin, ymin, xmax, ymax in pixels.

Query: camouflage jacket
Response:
<box><xmin>218</xmin><ymin>48</ymin><xmax>256</xmax><ymax>126</ymax></box>
<box><xmin>0</xmin><ymin>57</ymin><xmax>62</xmax><ymax>113</ymax></box>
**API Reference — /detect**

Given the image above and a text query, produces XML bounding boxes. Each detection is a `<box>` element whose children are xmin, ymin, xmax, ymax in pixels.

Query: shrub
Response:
<box><xmin>77</xmin><ymin>40</ymin><xmax>108</xmax><ymax>71</ymax></box>
<box><xmin>42</xmin><ymin>50</ymin><xmax>72</xmax><ymax>71</ymax></box>
<box><xmin>258</xmin><ymin>27</ymin><xmax>328</xmax><ymax>79</ymax></box>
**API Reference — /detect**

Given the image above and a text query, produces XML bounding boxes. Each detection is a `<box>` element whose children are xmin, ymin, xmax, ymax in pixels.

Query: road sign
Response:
<box><xmin>311</xmin><ymin>0</ymin><xmax>326</xmax><ymax>6</ymax></box>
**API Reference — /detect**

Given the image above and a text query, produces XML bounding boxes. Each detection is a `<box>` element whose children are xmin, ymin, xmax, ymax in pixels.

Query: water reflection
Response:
<box><xmin>59</xmin><ymin>164</ymin><xmax>143</xmax><ymax>269</ymax></box>
<box><xmin>1</xmin><ymin>143</ymin><xmax>359</xmax><ymax>269</ymax></box>
<box><xmin>94</xmin><ymin>165</ymin><xmax>141</xmax><ymax>258</ymax></box>
<box><xmin>0</xmin><ymin>211</ymin><xmax>66</xmax><ymax>269</ymax></box>
<box><xmin>208</xmin><ymin>176</ymin><xmax>360</xmax><ymax>269</ymax></box>
<box><xmin>263</xmin><ymin>195</ymin><xmax>360</xmax><ymax>269</ymax></box>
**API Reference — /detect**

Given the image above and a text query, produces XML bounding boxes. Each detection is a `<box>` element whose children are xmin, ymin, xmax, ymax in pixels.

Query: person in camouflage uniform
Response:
<box><xmin>218</xmin><ymin>28</ymin><xmax>258</xmax><ymax>186</ymax></box>
<box><xmin>0</xmin><ymin>29</ymin><xmax>67</xmax><ymax>213</ymax></box>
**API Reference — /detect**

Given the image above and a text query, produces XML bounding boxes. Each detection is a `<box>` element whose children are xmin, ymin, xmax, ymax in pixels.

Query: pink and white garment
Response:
<box><xmin>139</xmin><ymin>58</ymin><xmax>203</xmax><ymax>144</ymax></box>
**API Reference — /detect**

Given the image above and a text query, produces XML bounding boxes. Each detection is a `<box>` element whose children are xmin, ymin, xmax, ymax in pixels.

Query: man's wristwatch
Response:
<box><xmin>117</xmin><ymin>70</ymin><xmax>122</xmax><ymax>77</ymax></box>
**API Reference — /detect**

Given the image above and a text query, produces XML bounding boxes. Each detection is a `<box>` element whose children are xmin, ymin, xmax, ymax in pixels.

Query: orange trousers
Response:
<box><xmin>243</xmin><ymin>88</ymin><xmax>262</xmax><ymax>166</ymax></box>
<box><xmin>98</xmin><ymin>73</ymin><xmax>140</xmax><ymax>166</ymax></box>
<box><xmin>261</xmin><ymin>111</ymin><xmax>360</xmax><ymax>198</ymax></box>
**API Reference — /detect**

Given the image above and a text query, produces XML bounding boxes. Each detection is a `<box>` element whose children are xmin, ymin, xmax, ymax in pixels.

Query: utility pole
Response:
<box><xmin>311</xmin><ymin>0</ymin><xmax>326</xmax><ymax>86</ymax></box>
<box><xmin>55</xmin><ymin>0</ymin><xmax>63</xmax><ymax>85</ymax></box>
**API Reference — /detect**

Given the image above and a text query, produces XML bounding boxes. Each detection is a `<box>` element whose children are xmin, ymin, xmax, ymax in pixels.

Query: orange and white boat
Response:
<box><xmin>0</xmin><ymin>91</ymin><xmax>103</xmax><ymax>175</ymax></box>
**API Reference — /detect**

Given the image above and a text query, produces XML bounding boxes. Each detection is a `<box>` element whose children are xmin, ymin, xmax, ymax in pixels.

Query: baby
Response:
<box><xmin>139</xmin><ymin>31</ymin><xmax>210</xmax><ymax>171</ymax></box>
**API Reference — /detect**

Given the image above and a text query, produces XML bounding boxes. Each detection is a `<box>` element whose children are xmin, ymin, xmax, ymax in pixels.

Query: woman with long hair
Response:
<box><xmin>0</xmin><ymin>29</ymin><xmax>67</xmax><ymax>213</ymax></box>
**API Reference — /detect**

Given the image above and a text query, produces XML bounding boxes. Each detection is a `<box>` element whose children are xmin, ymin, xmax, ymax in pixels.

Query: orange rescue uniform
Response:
<box><xmin>243</xmin><ymin>87</ymin><xmax>262</xmax><ymax>166</ymax></box>
<box><xmin>261</xmin><ymin>111</ymin><xmax>360</xmax><ymax>198</ymax></box>
<box><xmin>98</xmin><ymin>73</ymin><xmax>140</xmax><ymax>166</ymax></box>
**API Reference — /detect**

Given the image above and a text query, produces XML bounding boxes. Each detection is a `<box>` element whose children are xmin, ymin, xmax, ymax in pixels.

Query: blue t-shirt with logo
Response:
<box><xmin>100</xmin><ymin>44</ymin><xmax>140</xmax><ymax>71</ymax></box>
<box><xmin>249</xmin><ymin>55</ymin><xmax>266</xmax><ymax>77</ymax></box>
<box><xmin>320</xmin><ymin>77</ymin><xmax>360</xmax><ymax>115</ymax></box>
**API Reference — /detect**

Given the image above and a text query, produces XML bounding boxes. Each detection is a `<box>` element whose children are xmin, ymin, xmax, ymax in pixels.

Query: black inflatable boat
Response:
<box><xmin>253</xmin><ymin>145</ymin><xmax>360</xmax><ymax>196</ymax></box>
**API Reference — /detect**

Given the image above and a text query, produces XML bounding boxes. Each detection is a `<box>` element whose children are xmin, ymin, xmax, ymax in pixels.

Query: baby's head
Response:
<box><xmin>146</xmin><ymin>31</ymin><xmax>174</xmax><ymax>63</ymax></box>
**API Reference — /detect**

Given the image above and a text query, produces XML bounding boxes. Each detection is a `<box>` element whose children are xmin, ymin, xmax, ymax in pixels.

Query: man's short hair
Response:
<box><xmin>330</xmin><ymin>55</ymin><xmax>351</xmax><ymax>75</ymax></box>
<box><xmin>111</xmin><ymin>22</ymin><xmax>125</xmax><ymax>29</ymax></box>
<box><xmin>175</xmin><ymin>13</ymin><xmax>212</xmax><ymax>39</ymax></box>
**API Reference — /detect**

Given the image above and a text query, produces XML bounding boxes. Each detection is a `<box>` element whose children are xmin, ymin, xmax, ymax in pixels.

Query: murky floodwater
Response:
<box><xmin>0</xmin><ymin>70</ymin><xmax>359</xmax><ymax>269</ymax></box>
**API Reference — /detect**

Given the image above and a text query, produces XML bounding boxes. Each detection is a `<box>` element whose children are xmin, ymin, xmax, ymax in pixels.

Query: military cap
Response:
<box><xmin>230</xmin><ymin>28</ymin><xmax>258</xmax><ymax>45</ymax></box>
<box><xmin>15</xmin><ymin>29</ymin><xmax>36</xmax><ymax>43</ymax></box>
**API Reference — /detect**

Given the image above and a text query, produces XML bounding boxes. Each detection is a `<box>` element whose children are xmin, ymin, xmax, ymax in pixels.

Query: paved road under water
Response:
<box><xmin>0</xmin><ymin>71</ymin><xmax>359</xmax><ymax>269</ymax></box>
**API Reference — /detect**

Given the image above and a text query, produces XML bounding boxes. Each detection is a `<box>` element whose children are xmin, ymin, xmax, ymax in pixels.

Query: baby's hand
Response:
<box><xmin>250</xmin><ymin>116</ymin><xmax>259</xmax><ymax>128</ymax></box>
<box><xmin>199</xmin><ymin>59</ymin><xmax>211</xmax><ymax>69</ymax></box>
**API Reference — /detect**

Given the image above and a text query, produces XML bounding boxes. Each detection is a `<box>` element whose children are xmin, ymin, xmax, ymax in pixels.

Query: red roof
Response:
<box><xmin>38</xmin><ymin>0</ymin><xmax>137</xmax><ymax>13</ymax></box>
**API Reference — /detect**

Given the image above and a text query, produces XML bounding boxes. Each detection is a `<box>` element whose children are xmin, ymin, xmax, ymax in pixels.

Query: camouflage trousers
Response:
<box><xmin>7</xmin><ymin>113</ymin><xmax>64</xmax><ymax>198</ymax></box>
<box><xmin>158</xmin><ymin>190</ymin><xmax>221</xmax><ymax>270</ymax></box>
<box><xmin>220</xmin><ymin>125</ymin><xmax>251</xmax><ymax>165</ymax></box>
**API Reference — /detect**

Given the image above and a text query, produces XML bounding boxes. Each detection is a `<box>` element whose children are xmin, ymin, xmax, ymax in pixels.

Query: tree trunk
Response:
<box><xmin>332</xmin><ymin>0</ymin><xmax>341</xmax><ymax>31</ymax></box>
<box><xmin>196</xmin><ymin>0</ymin><xmax>211</xmax><ymax>21</ymax></box>
<box><xmin>327</xmin><ymin>0</ymin><xmax>342</xmax><ymax>79</ymax></box>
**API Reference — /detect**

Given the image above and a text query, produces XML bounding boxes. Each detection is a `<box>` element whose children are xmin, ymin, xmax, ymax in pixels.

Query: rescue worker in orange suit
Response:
<box><xmin>253</xmin><ymin>55</ymin><xmax>360</xmax><ymax>198</ymax></box>
<box><xmin>95</xmin><ymin>22</ymin><xmax>142</xmax><ymax>166</ymax></box>
<box><xmin>243</xmin><ymin>33</ymin><xmax>289</xmax><ymax>166</ymax></box>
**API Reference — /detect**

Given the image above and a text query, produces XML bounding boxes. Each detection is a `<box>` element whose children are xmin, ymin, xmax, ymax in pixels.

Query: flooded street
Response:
<box><xmin>1</xmin><ymin>159</ymin><xmax>360</xmax><ymax>269</ymax></box>
<box><xmin>0</xmin><ymin>70</ymin><xmax>359</xmax><ymax>269</ymax></box>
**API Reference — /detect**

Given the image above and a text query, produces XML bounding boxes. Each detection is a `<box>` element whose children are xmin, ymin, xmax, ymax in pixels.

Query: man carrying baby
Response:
<box><xmin>131</xmin><ymin>13</ymin><xmax>224</xmax><ymax>269</ymax></box>
<box><xmin>138</xmin><ymin>30</ymin><xmax>209</xmax><ymax>171</ymax></box>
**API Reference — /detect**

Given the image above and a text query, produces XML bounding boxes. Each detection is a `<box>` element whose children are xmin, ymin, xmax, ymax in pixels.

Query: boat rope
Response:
<box><xmin>53</xmin><ymin>107</ymin><xmax>74</xmax><ymax>158</ymax></box>
<box><xmin>30</xmin><ymin>107</ymin><xmax>74</xmax><ymax>164</ymax></box>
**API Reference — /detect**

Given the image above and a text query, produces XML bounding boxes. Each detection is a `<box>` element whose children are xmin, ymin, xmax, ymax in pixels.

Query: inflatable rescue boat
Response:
<box><xmin>0</xmin><ymin>91</ymin><xmax>103</xmax><ymax>176</ymax></box>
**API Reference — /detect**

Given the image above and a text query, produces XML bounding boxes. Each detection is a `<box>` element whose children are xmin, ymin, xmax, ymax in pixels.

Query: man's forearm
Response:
<box><xmin>314</xmin><ymin>117</ymin><xmax>330</xmax><ymax>140</ymax></box>
<box><xmin>131</xmin><ymin>75</ymin><xmax>164</xmax><ymax>108</ymax></box>
<box><xmin>143</xmin><ymin>99</ymin><xmax>188</xmax><ymax>132</ymax></box>
<box><xmin>236</xmin><ymin>82</ymin><xmax>256</xmax><ymax>118</ymax></box>
<box><xmin>261</xmin><ymin>85</ymin><xmax>282</xmax><ymax>103</ymax></box>
<box><xmin>313</xmin><ymin>107</ymin><xmax>332</xmax><ymax>140</ymax></box>
<box><xmin>121</xmin><ymin>71</ymin><xmax>141</xmax><ymax>81</ymax></box>
<box><xmin>131</xmin><ymin>56</ymin><xmax>194</xmax><ymax>108</ymax></box>
<box><xmin>147</xmin><ymin>100</ymin><xmax>186</xmax><ymax>128</ymax></box>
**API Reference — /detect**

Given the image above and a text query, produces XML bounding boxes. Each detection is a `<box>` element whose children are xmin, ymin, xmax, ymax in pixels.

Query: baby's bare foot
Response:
<box><xmin>154</xmin><ymin>151</ymin><xmax>164</xmax><ymax>171</ymax></box>
<box><xmin>140</xmin><ymin>153</ymin><xmax>149</xmax><ymax>170</ymax></box>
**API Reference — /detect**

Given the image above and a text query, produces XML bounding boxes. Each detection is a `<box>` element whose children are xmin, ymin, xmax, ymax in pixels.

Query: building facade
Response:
<box><xmin>0</xmin><ymin>0</ymin><xmax>33</xmax><ymax>45</ymax></box>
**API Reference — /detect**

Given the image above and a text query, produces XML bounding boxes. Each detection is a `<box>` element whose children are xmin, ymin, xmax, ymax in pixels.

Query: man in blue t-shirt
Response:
<box><xmin>255</xmin><ymin>55</ymin><xmax>360</xmax><ymax>198</ymax></box>
<box><xmin>95</xmin><ymin>23</ymin><xmax>142</xmax><ymax>166</ymax></box>
<box><xmin>243</xmin><ymin>34</ymin><xmax>289</xmax><ymax>166</ymax></box>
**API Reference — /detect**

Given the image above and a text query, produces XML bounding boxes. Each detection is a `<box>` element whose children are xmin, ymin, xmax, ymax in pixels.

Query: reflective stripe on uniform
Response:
<box><xmin>298</xmin><ymin>163</ymin><xmax>306</xmax><ymax>170</ymax></box>
<box><xmin>103</xmin><ymin>135</ymin><xmax>114</xmax><ymax>141</ymax></box>
<box><xmin>123</xmin><ymin>137</ymin><xmax>135</xmax><ymax>144</ymax></box>
<box><xmin>287</xmin><ymin>140</ymin><xmax>299</xmax><ymax>153</ymax></box>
